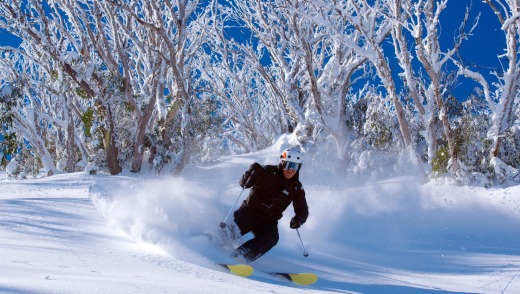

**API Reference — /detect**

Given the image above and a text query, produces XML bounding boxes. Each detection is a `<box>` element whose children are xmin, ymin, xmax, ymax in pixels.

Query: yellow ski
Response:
<box><xmin>273</xmin><ymin>272</ymin><xmax>318</xmax><ymax>286</ymax></box>
<box><xmin>219</xmin><ymin>263</ymin><xmax>317</xmax><ymax>285</ymax></box>
<box><xmin>220</xmin><ymin>263</ymin><xmax>254</xmax><ymax>277</ymax></box>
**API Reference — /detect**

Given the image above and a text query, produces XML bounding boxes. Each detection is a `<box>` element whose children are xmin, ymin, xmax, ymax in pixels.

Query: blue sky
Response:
<box><xmin>444</xmin><ymin>0</ymin><xmax>505</xmax><ymax>69</ymax></box>
<box><xmin>441</xmin><ymin>0</ymin><xmax>505</xmax><ymax>99</ymax></box>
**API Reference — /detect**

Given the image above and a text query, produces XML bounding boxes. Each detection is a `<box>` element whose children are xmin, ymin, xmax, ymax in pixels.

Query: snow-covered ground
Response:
<box><xmin>1</xmin><ymin>144</ymin><xmax>519</xmax><ymax>293</ymax></box>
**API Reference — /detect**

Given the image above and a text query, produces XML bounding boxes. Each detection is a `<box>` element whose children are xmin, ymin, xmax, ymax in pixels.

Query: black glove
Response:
<box><xmin>239</xmin><ymin>163</ymin><xmax>261</xmax><ymax>188</ymax></box>
<box><xmin>239</xmin><ymin>171</ymin><xmax>252</xmax><ymax>188</ymax></box>
<box><xmin>290</xmin><ymin>216</ymin><xmax>304</xmax><ymax>229</ymax></box>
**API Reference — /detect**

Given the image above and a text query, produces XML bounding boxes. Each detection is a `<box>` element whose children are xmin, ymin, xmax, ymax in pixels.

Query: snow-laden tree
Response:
<box><xmin>85</xmin><ymin>0</ymin><xmax>171</xmax><ymax>173</ymax></box>
<box><xmin>0</xmin><ymin>56</ymin><xmax>60</xmax><ymax>176</ymax></box>
<box><xmin>0</xmin><ymin>1</ymin><xmax>125</xmax><ymax>174</ymax></box>
<box><xmin>0</xmin><ymin>84</ymin><xmax>17</xmax><ymax>168</ymax></box>
<box><xmin>0</xmin><ymin>0</ymin><xmax>214</xmax><ymax>175</ymax></box>
<box><xmin>217</xmin><ymin>0</ymin><xmax>371</xmax><ymax>166</ymax></box>
<box><xmin>0</xmin><ymin>26</ymin><xmax>99</xmax><ymax>176</ymax></box>
<box><xmin>221</xmin><ymin>0</ymin><xmax>309</xmax><ymax>138</ymax></box>
<box><xmin>453</xmin><ymin>0</ymin><xmax>520</xmax><ymax>179</ymax></box>
<box><xmin>385</xmin><ymin>0</ymin><xmax>479</xmax><ymax>174</ymax></box>
<box><xmin>0</xmin><ymin>0</ymin><xmax>516</xmax><ymax>180</ymax></box>
<box><xmin>387</xmin><ymin>0</ymin><xmax>438</xmax><ymax>164</ymax></box>
<box><xmin>110</xmin><ymin>0</ymin><xmax>215</xmax><ymax>174</ymax></box>
<box><xmin>304</xmin><ymin>1</ymin><xmax>369</xmax><ymax>164</ymax></box>
<box><xmin>194</xmin><ymin>34</ymin><xmax>278</xmax><ymax>152</ymax></box>
<box><xmin>56</xmin><ymin>0</ymin><xmax>180</xmax><ymax>174</ymax></box>
<box><xmin>202</xmin><ymin>0</ymin><xmax>303</xmax><ymax>152</ymax></box>
<box><xmin>324</xmin><ymin>0</ymin><xmax>423</xmax><ymax>169</ymax></box>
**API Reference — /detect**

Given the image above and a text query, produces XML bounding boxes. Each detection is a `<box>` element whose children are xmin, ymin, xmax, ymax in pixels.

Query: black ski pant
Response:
<box><xmin>233</xmin><ymin>207</ymin><xmax>279</xmax><ymax>262</ymax></box>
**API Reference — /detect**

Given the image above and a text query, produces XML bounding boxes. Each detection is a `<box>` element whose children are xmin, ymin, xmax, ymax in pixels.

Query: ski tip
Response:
<box><xmin>220</xmin><ymin>263</ymin><xmax>254</xmax><ymax>277</ymax></box>
<box><xmin>274</xmin><ymin>272</ymin><xmax>318</xmax><ymax>286</ymax></box>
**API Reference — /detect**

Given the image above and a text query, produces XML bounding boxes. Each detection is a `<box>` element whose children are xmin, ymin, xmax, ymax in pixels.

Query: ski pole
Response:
<box><xmin>220</xmin><ymin>170</ymin><xmax>255</xmax><ymax>228</ymax></box>
<box><xmin>296</xmin><ymin>228</ymin><xmax>309</xmax><ymax>257</ymax></box>
<box><xmin>219</xmin><ymin>187</ymin><xmax>245</xmax><ymax>228</ymax></box>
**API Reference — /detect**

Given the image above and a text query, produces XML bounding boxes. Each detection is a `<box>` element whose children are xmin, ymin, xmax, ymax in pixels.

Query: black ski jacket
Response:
<box><xmin>238</xmin><ymin>162</ymin><xmax>308</xmax><ymax>223</ymax></box>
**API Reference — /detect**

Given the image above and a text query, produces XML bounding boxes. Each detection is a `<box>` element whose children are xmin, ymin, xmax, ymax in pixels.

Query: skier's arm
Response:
<box><xmin>290</xmin><ymin>187</ymin><xmax>308</xmax><ymax>228</ymax></box>
<box><xmin>239</xmin><ymin>162</ymin><xmax>263</xmax><ymax>188</ymax></box>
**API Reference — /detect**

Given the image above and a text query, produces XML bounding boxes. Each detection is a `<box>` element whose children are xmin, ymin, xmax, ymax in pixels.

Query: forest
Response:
<box><xmin>0</xmin><ymin>0</ymin><xmax>518</xmax><ymax>185</ymax></box>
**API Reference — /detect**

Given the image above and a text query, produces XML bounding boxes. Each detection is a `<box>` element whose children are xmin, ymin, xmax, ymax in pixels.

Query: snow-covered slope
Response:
<box><xmin>1</xmin><ymin>145</ymin><xmax>519</xmax><ymax>293</ymax></box>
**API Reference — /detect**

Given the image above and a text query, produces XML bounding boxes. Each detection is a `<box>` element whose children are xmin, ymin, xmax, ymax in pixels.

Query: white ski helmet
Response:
<box><xmin>280</xmin><ymin>148</ymin><xmax>303</xmax><ymax>164</ymax></box>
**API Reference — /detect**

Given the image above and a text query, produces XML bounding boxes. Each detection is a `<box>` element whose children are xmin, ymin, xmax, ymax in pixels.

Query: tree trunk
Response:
<box><xmin>130</xmin><ymin>125</ymin><xmax>146</xmax><ymax>173</ymax></box>
<box><xmin>103</xmin><ymin>128</ymin><xmax>122</xmax><ymax>175</ymax></box>
<box><xmin>130</xmin><ymin>99</ymin><xmax>157</xmax><ymax>172</ymax></box>
<box><xmin>392</xmin><ymin>20</ymin><xmax>437</xmax><ymax>163</ymax></box>
<box><xmin>172</xmin><ymin>95</ymin><xmax>192</xmax><ymax>175</ymax></box>
<box><xmin>64</xmin><ymin>107</ymin><xmax>78</xmax><ymax>173</ymax></box>
<box><xmin>375</xmin><ymin>50</ymin><xmax>420</xmax><ymax>165</ymax></box>
<box><xmin>14</xmin><ymin>115</ymin><xmax>58</xmax><ymax>176</ymax></box>
<box><xmin>439</xmin><ymin>102</ymin><xmax>459</xmax><ymax>172</ymax></box>
<box><xmin>103</xmin><ymin>107</ymin><xmax>122</xmax><ymax>175</ymax></box>
<box><xmin>431</xmin><ymin>74</ymin><xmax>459</xmax><ymax>172</ymax></box>
<box><xmin>172</xmin><ymin>132</ymin><xmax>192</xmax><ymax>175</ymax></box>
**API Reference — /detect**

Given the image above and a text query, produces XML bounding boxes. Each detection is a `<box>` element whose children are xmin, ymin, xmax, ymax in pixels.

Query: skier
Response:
<box><xmin>229</xmin><ymin>148</ymin><xmax>309</xmax><ymax>262</ymax></box>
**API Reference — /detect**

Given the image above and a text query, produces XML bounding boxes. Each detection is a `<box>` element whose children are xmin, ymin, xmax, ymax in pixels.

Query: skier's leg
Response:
<box><xmin>233</xmin><ymin>207</ymin><xmax>254</xmax><ymax>235</ymax></box>
<box><xmin>232</xmin><ymin>221</ymin><xmax>279</xmax><ymax>262</ymax></box>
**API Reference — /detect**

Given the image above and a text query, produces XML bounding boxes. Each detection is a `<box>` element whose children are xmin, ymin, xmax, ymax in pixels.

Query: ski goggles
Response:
<box><xmin>283</xmin><ymin>161</ymin><xmax>301</xmax><ymax>171</ymax></box>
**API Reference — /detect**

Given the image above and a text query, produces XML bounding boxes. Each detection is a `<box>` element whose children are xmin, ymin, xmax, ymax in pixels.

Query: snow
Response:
<box><xmin>1</xmin><ymin>84</ymin><xmax>12</xmax><ymax>96</ymax></box>
<box><xmin>1</xmin><ymin>144</ymin><xmax>520</xmax><ymax>293</ymax></box>
<box><xmin>5</xmin><ymin>158</ymin><xmax>18</xmax><ymax>175</ymax></box>
<box><xmin>501</xmin><ymin>13</ymin><xmax>520</xmax><ymax>31</ymax></box>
